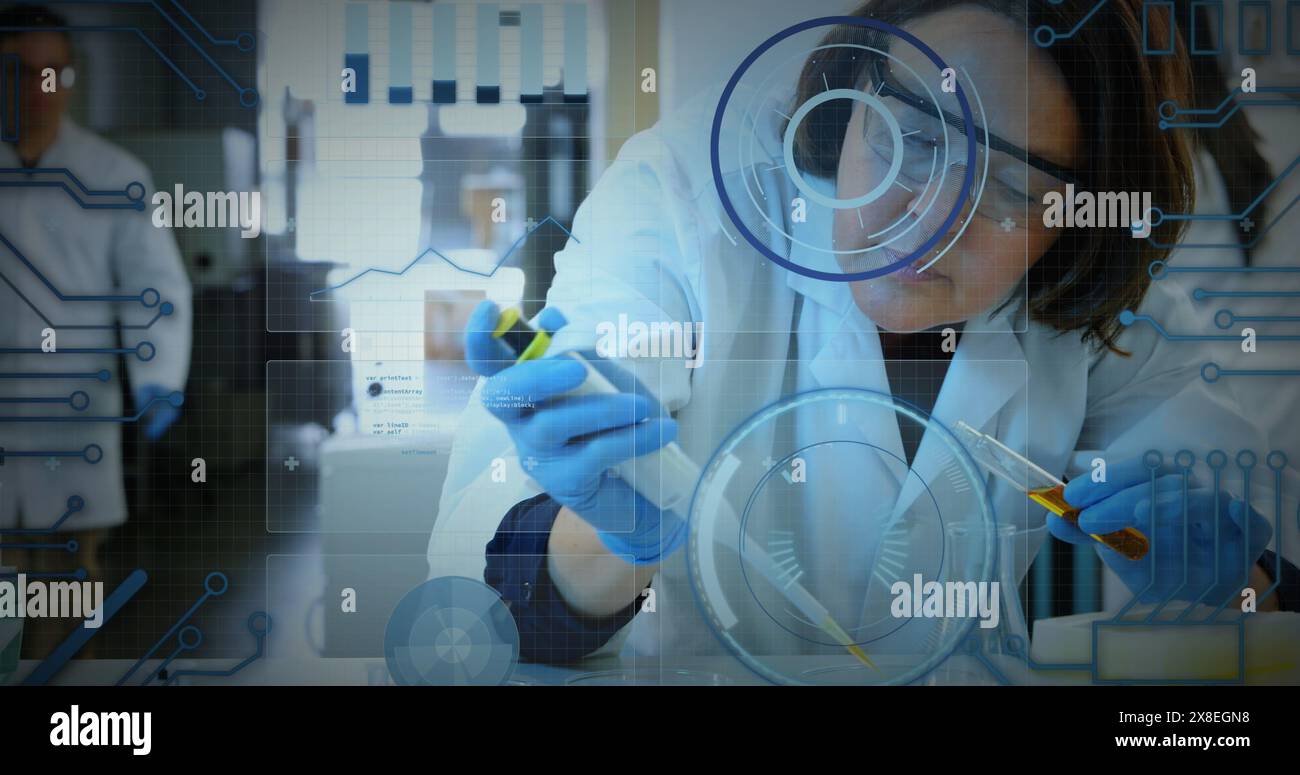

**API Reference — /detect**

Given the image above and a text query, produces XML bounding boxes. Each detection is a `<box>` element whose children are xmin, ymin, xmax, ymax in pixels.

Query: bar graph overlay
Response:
<box><xmin>476</xmin><ymin>3</ymin><xmax>501</xmax><ymax>103</ymax></box>
<box><xmin>563</xmin><ymin>3</ymin><xmax>587</xmax><ymax>103</ymax></box>
<box><xmin>343</xmin><ymin>2</ymin><xmax>370</xmax><ymax>104</ymax></box>
<box><xmin>388</xmin><ymin>3</ymin><xmax>414</xmax><ymax>104</ymax></box>
<box><xmin>337</xmin><ymin>1</ymin><xmax>590</xmax><ymax>107</ymax></box>
<box><xmin>433</xmin><ymin>3</ymin><xmax>458</xmax><ymax>103</ymax></box>
<box><xmin>520</xmin><ymin>5</ymin><xmax>544</xmax><ymax>102</ymax></box>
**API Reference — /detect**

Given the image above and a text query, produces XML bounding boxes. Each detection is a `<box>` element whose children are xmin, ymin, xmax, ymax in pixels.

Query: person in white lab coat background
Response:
<box><xmin>1162</xmin><ymin>0</ymin><xmax>1300</xmax><ymax>460</ymax></box>
<box><xmin>1129</xmin><ymin>0</ymin><xmax>1299</xmax><ymax>617</ymax></box>
<box><xmin>0</xmin><ymin>5</ymin><xmax>191</xmax><ymax>657</ymax></box>
<box><xmin>431</xmin><ymin>0</ymin><xmax>1300</xmax><ymax>665</ymax></box>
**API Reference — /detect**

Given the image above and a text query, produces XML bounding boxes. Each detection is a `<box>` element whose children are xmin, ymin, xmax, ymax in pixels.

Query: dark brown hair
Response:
<box><xmin>790</xmin><ymin>0</ymin><xmax>1195</xmax><ymax>352</ymax></box>
<box><xmin>0</xmin><ymin>4</ymin><xmax>72</xmax><ymax>47</ymax></box>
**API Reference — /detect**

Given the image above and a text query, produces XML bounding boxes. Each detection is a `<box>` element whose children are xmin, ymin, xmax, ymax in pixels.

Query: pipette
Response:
<box><xmin>490</xmin><ymin>307</ymin><xmax>875</xmax><ymax>669</ymax></box>
<box><xmin>732</xmin><ymin>530</ymin><xmax>876</xmax><ymax>669</ymax></box>
<box><xmin>953</xmin><ymin>421</ymin><xmax>1149</xmax><ymax>561</ymax></box>
<box><xmin>491</xmin><ymin>306</ymin><xmax>699</xmax><ymax>513</ymax></box>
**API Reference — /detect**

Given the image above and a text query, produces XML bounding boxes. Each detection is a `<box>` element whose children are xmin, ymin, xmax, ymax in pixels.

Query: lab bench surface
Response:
<box><xmin>9</xmin><ymin>653</ymin><xmax>1079</xmax><ymax>686</ymax></box>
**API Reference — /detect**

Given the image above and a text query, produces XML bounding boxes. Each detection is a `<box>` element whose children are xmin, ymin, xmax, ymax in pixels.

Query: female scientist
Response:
<box><xmin>431</xmin><ymin>0</ymin><xmax>1299</xmax><ymax>663</ymax></box>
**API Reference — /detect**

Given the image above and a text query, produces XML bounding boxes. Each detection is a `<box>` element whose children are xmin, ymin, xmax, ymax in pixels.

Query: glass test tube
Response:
<box><xmin>953</xmin><ymin>421</ymin><xmax>1149</xmax><ymax>561</ymax></box>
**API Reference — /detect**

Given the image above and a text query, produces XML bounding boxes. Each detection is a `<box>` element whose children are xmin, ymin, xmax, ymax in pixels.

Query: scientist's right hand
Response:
<box><xmin>465</xmin><ymin>300</ymin><xmax>686</xmax><ymax>565</ymax></box>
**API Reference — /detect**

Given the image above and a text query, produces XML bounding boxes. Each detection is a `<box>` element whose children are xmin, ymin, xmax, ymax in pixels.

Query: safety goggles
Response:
<box><xmin>870</xmin><ymin>55</ymin><xmax>1082</xmax><ymax>188</ymax></box>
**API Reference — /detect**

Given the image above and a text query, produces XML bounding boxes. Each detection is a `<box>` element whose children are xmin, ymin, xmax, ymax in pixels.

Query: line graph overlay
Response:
<box><xmin>308</xmin><ymin>216</ymin><xmax>579</xmax><ymax>300</ymax></box>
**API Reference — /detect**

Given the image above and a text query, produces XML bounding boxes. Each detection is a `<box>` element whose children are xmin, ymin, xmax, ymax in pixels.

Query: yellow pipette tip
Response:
<box><xmin>846</xmin><ymin>643</ymin><xmax>877</xmax><ymax>671</ymax></box>
<box><xmin>821</xmin><ymin>615</ymin><xmax>877</xmax><ymax>672</ymax></box>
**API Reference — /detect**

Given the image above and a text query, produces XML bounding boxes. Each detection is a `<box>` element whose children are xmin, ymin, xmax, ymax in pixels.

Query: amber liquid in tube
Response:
<box><xmin>1028</xmin><ymin>484</ymin><xmax>1149</xmax><ymax>561</ymax></box>
<box><xmin>953</xmin><ymin>420</ymin><xmax>1150</xmax><ymax>562</ymax></box>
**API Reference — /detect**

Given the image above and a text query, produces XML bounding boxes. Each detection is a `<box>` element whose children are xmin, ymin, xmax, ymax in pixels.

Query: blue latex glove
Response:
<box><xmin>465</xmin><ymin>299</ymin><xmax>685</xmax><ymax>564</ymax></box>
<box><xmin>1055</xmin><ymin>456</ymin><xmax>1273</xmax><ymax>607</ymax></box>
<box><xmin>134</xmin><ymin>383</ymin><xmax>183</xmax><ymax>441</ymax></box>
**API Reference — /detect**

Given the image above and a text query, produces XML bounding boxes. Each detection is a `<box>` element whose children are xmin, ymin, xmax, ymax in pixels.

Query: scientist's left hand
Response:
<box><xmin>134</xmin><ymin>383</ymin><xmax>183</xmax><ymax>440</ymax></box>
<box><xmin>1053</xmin><ymin>457</ymin><xmax>1273</xmax><ymax>607</ymax></box>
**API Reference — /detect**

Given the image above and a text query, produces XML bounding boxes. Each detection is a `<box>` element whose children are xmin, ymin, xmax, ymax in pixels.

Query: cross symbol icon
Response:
<box><xmin>999</xmin><ymin>217</ymin><xmax>1016</xmax><ymax>233</ymax></box>
<box><xmin>283</xmin><ymin>456</ymin><xmax>300</xmax><ymax>471</ymax></box>
<box><xmin>522</xmin><ymin>456</ymin><xmax>538</xmax><ymax>472</ymax></box>
<box><xmin>44</xmin><ymin>457</ymin><xmax>61</xmax><ymax>471</ymax></box>
<box><xmin>525</xmin><ymin>217</ymin><xmax>538</xmax><ymax>231</ymax></box>
<box><xmin>761</xmin><ymin>456</ymin><xmax>776</xmax><ymax>469</ymax></box>
<box><xmin>1240</xmin><ymin>218</ymin><xmax>1255</xmax><ymax>233</ymax></box>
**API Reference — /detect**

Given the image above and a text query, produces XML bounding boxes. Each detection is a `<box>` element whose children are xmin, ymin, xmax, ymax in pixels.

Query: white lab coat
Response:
<box><xmin>0</xmin><ymin>120</ymin><xmax>191</xmax><ymax>530</ymax></box>
<box><xmin>1164</xmin><ymin>128</ymin><xmax>1300</xmax><ymax>460</ymax></box>
<box><xmin>429</xmin><ymin>88</ymin><xmax>1297</xmax><ymax>659</ymax></box>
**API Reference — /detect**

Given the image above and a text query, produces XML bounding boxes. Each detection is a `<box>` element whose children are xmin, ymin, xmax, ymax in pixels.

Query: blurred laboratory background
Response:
<box><xmin>11</xmin><ymin>0</ymin><xmax>1296</xmax><ymax>664</ymax></box>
